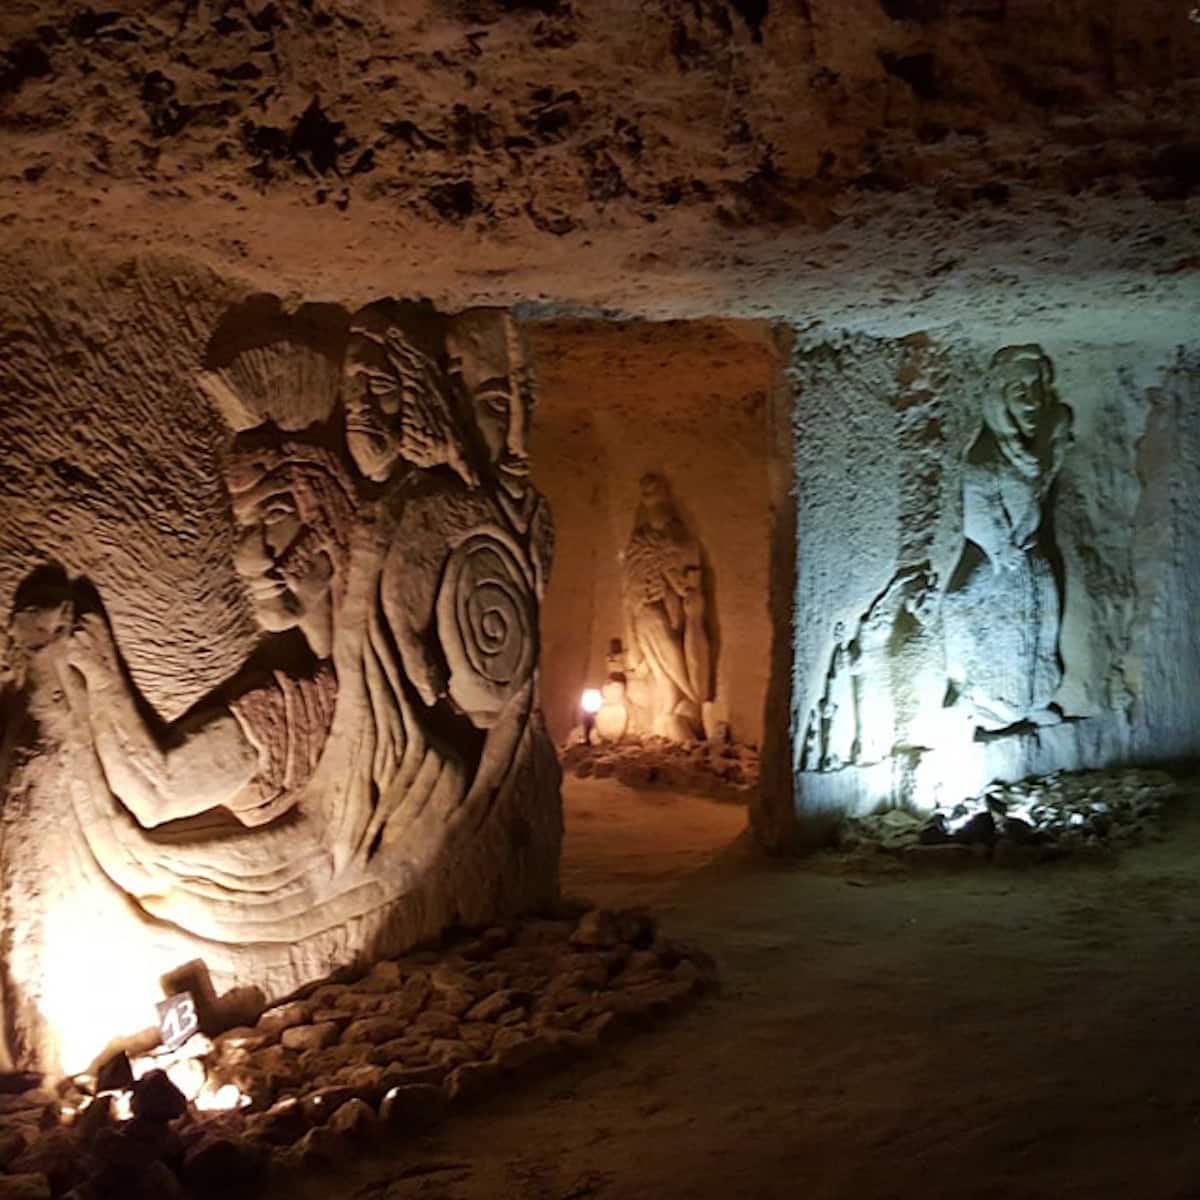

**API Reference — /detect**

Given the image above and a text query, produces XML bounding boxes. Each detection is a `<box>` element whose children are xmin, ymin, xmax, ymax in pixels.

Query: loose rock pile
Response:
<box><xmin>837</xmin><ymin>767</ymin><xmax>1178</xmax><ymax>867</ymax></box>
<box><xmin>0</xmin><ymin>907</ymin><xmax>716</xmax><ymax>1199</ymax></box>
<box><xmin>561</xmin><ymin>735</ymin><xmax>758</xmax><ymax>803</ymax></box>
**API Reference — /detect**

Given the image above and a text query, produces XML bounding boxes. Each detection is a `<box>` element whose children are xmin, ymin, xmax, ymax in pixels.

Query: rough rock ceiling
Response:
<box><xmin>1</xmin><ymin>0</ymin><xmax>1198</xmax><ymax>338</ymax></box>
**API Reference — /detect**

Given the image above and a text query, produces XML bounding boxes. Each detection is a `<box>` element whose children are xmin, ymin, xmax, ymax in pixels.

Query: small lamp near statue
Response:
<box><xmin>580</xmin><ymin>688</ymin><xmax>603</xmax><ymax>743</ymax></box>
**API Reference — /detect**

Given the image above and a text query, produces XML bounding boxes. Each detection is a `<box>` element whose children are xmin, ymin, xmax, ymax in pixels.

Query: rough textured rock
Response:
<box><xmin>0</xmin><ymin>907</ymin><xmax>713</xmax><ymax>1199</ymax></box>
<box><xmin>561</xmin><ymin>735</ymin><xmax>758</xmax><ymax>803</ymax></box>
<box><xmin>0</xmin><ymin>3</ymin><xmax>1195</xmax><ymax>338</ymax></box>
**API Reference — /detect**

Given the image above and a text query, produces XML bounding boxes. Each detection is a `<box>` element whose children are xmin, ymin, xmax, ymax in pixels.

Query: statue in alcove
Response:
<box><xmin>942</xmin><ymin>344</ymin><xmax>1072</xmax><ymax>731</ymax></box>
<box><xmin>0</xmin><ymin>306</ymin><xmax>558</xmax><ymax>1074</ymax></box>
<box><xmin>620</xmin><ymin>473</ymin><xmax>713</xmax><ymax>741</ymax></box>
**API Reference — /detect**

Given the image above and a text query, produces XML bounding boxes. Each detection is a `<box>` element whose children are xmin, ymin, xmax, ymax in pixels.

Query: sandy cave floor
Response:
<box><xmin>284</xmin><ymin>775</ymin><xmax>1200</xmax><ymax>1200</ymax></box>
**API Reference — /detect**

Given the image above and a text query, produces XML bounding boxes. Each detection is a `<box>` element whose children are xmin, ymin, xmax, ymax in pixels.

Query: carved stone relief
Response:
<box><xmin>800</xmin><ymin>565</ymin><xmax>938</xmax><ymax>772</ymax></box>
<box><xmin>801</xmin><ymin>344</ymin><xmax>1073</xmax><ymax>783</ymax></box>
<box><xmin>0</xmin><ymin>304</ymin><xmax>560</xmax><ymax>1075</ymax></box>
<box><xmin>618</xmin><ymin>473</ymin><xmax>713</xmax><ymax>742</ymax></box>
<box><xmin>942</xmin><ymin>345</ymin><xmax>1072</xmax><ymax>732</ymax></box>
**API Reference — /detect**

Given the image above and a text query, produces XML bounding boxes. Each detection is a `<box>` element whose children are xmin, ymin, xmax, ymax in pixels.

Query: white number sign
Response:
<box><xmin>156</xmin><ymin>992</ymin><xmax>200</xmax><ymax>1051</ymax></box>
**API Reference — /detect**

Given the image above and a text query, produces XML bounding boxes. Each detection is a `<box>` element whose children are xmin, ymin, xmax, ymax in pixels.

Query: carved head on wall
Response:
<box><xmin>633</xmin><ymin>472</ymin><xmax>686</xmax><ymax>538</ymax></box>
<box><xmin>446</xmin><ymin>311</ymin><xmax>535</xmax><ymax>499</ymax></box>
<box><xmin>343</xmin><ymin>308</ymin><xmax>476</xmax><ymax>487</ymax></box>
<box><xmin>984</xmin><ymin>345</ymin><xmax>1057</xmax><ymax>444</ymax></box>
<box><xmin>227</xmin><ymin>428</ymin><xmax>356</xmax><ymax>660</ymax></box>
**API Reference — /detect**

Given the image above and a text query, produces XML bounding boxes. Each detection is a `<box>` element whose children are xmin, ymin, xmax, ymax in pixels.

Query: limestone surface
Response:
<box><xmin>0</xmin><ymin>288</ymin><xmax>562</xmax><ymax>1077</ymax></box>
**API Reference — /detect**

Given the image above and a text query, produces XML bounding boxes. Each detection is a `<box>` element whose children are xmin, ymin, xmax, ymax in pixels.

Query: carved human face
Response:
<box><xmin>446</xmin><ymin>313</ymin><xmax>530</xmax><ymax>493</ymax></box>
<box><xmin>998</xmin><ymin>361</ymin><xmax>1048</xmax><ymax>440</ymax></box>
<box><xmin>228</xmin><ymin>457</ymin><xmax>347</xmax><ymax>660</ymax></box>
<box><xmin>232</xmin><ymin>484</ymin><xmax>331</xmax><ymax>633</ymax></box>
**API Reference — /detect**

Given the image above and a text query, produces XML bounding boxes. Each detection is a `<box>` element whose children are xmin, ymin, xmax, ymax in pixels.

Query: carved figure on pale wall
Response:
<box><xmin>942</xmin><ymin>345</ymin><xmax>1072</xmax><ymax>731</ymax></box>
<box><xmin>619</xmin><ymin>473</ymin><xmax>713</xmax><ymax>742</ymax></box>
<box><xmin>0</xmin><ymin>306</ymin><xmax>559</xmax><ymax>1075</ymax></box>
<box><xmin>800</xmin><ymin>345</ymin><xmax>1071</xmax><ymax>780</ymax></box>
<box><xmin>800</xmin><ymin>565</ymin><xmax>937</xmax><ymax>773</ymax></box>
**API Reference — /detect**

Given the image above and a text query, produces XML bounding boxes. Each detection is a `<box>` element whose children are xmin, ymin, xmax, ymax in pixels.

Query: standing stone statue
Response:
<box><xmin>620</xmin><ymin>473</ymin><xmax>712</xmax><ymax>741</ymax></box>
<box><xmin>942</xmin><ymin>344</ymin><xmax>1073</xmax><ymax>731</ymax></box>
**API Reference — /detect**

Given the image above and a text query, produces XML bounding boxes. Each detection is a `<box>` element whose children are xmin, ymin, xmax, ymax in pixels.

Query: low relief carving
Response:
<box><xmin>801</xmin><ymin>565</ymin><xmax>938</xmax><ymax>772</ymax></box>
<box><xmin>619</xmin><ymin>473</ymin><xmax>713</xmax><ymax>742</ymax></box>
<box><xmin>942</xmin><ymin>345</ymin><xmax>1072</xmax><ymax>731</ymax></box>
<box><xmin>0</xmin><ymin>307</ymin><xmax>558</xmax><ymax>1074</ymax></box>
<box><xmin>802</xmin><ymin>344</ymin><xmax>1073</xmax><ymax>778</ymax></box>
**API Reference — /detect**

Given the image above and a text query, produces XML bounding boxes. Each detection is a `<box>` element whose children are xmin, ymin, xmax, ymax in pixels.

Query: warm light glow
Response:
<box><xmin>194</xmin><ymin>1081</ymin><xmax>250</xmax><ymax>1112</ymax></box>
<box><xmin>38</xmin><ymin>891</ymin><xmax>172</xmax><ymax>1076</ymax></box>
<box><xmin>580</xmin><ymin>688</ymin><xmax>603</xmax><ymax>714</ymax></box>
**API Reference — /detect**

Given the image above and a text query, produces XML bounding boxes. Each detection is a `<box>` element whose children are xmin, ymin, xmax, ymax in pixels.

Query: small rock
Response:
<box><xmin>381</xmin><ymin>976</ymin><xmax>432</xmax><ymax>1020</ymax></box>
<box><xmin>297</xmin><ymin>1043</ymin><xmax>377</xmax><ymax>1077</ymax></box>
<box><xmin>493</xmin><ymin>1030</ymin><xmax>559</xmax><ymax>1076</ymax></box>
<box><xmin>130</xmin><ymin>1070</ymin><xmax>187</xmax><ymax>1122</ymax></box>
<box><xmin>256</xmin><ymin>1001</ymin><xmax>313</xmax><ymax>1037</ymax></box>
<box><xmin>281</xmin><ymin>1022</ymin><xmax>341</xmax><ymax>1053</ymax></box>
<box><xmin>413</xmin><ymin>1009</ymin><xmax>460</xmax><ymax>1038</ymax></box>
<box><xmin>1001</xmin><ymin>816</ymin><xmax>1037</xmax><ymax>844</ymax></box>
<box><xmin>342</xmin><ymin>1016</ymin><xmax>408</xmax><ymax>1046</ymax></box>
<box><xmin>327</xmin><ymin>1099</ymin><xmax>377</xmax><ymax>1142</ymax></box>
<box><xmin>570</xmin><ymin>910</ymin><xmax>621</xmax><ymax>949</ymax></box>
<box><xmin>332</xmin><ymin>990</ymin><xmax>382</xmax><ymax>1014</ymax></box>
<box><xmin>337</xmin><ymin>1063</ymin><xmax>386</xmax><ymax>1102</ymax></box>
<box><xmin>465</xmin><ymin>990</ymin><xmax>519</xmax><ymax>1023</ymax></box>
<box><xmin>430</xmin><ymin>964</ymin><xmax>479</xmax><ymax>995</ymax></box>
<box><xmin>293</xmin><ymin>1123</ymin><xmax>346</xmax><ymax>1167</ymax></box>
<box><xmin>244</xmin><ymin>1098</ymin><xmax>308</xmax><ymax>1147</ymax></box>
<box><xmin>181</xmin><ymin>1136</ymin><xmax>265</xmax><ymax>1196</ymax></box>
<box><xmin>379</xmin><ymin>1083</ymin><xmax>449</xmax><ymax>1132</ymax></box>
<box><xmin>94</xmin><ymin>1053</ymin><xmax>135</xmax><ymax>1095</ymax></box>
<box><xmin>433</xmin><ymin>987</ymin><xmax>475</xmax><ymax>1017</ymax></box>
<box><xmin>918</xmin><ymin>815</ymin><xmax>949</xmax><ymax>845</ymax></box>
<box><xmin>310</xmin><ymin>1009</ymin><xmax>354</xmax><ymax>1029</ymax></box>
<box><xmin>427</xmin><ymin>1039</ymin><xmax>475</xmax><ymax>1069</ymax></box>
<box><xmin>446</xmin><ymin>1061</ymin><xmax>502</xmax><ymax>1105</ymax></box>
<box><xmin>378</xmin><ymin>1063</ymin><xmax>445</xmax><ymax>1091</ymax></box>
<box><xmin>953</xmin><ymin>810</ymin><xmax>996</xmax><ymax>847</ymax></box>
<box><xmin>301</xmin><ymin>1087</ymin><xmax>357</xmax><ymax>1126</ymax></box>
<box><xmin>213</xmin><ymin>1026</ymin><xmax>265</xmax><ymax>1055</ymax></box>
<box><xmin>361</xmin><ymin>960</ymin><xmax>405</xmax><ymax>992</ymax></box>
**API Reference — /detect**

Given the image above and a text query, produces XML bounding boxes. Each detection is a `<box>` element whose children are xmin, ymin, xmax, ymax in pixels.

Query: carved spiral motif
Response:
<box><xmin>436</xmin><ymin>528</ymin><xmax>536</xmax><ymax>727</ymax></box>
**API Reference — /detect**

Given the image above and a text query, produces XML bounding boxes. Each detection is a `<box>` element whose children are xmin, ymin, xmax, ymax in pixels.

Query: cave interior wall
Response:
<box><xmin>773</xmin><ymin>328</ymin><xmax>1200</xmax><ymax>844</ymax></box>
